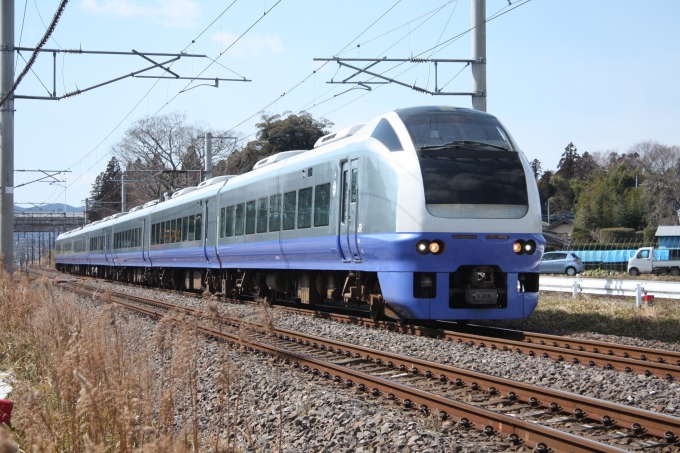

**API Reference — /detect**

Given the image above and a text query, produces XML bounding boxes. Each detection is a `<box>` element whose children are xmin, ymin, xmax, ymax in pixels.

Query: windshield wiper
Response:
<box><xmin>420</xmin><ymin>140</ymin><xmax>509</xmax><ymax>151</ymax></box>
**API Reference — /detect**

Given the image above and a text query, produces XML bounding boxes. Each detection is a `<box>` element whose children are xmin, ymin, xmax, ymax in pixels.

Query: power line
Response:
<box><xmin>42</xmin><ymin>1</ymin><xmax>283</xmax><ymax>207</ymax></box>
<box><xmin>0</xmin><ymin>0</ymin><xmax>69</xmax><ymax>108</ymax></box>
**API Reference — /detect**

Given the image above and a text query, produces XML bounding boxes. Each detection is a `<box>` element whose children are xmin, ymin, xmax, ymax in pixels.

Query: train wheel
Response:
<box><xmin>370</xmin><ymin>300</ymin><xmax>383</xmax><ymax>322</ymax></box>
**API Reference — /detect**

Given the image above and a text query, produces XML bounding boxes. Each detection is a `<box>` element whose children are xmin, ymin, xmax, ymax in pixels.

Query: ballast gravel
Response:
<box><xmin>76</xmin><ymin>278</ymin><xmax>680</xmax><ymax>419</ymax></box>
<box><xmin>60</xmin><ymin>281</ymin><xmax>515</xmax><ymax>452</ymax></box>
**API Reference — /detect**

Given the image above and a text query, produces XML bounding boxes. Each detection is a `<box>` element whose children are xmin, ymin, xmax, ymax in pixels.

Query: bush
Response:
<box><xmin>644</xmin><ymin>225</ymin><xmax>657</xmax><ymax>243</ymax></box>
<box><xmin>570</xmin><ymin>230</ymin><xmax>593</xmax><ymax>242</ymax></box>
<box><xmin>600</xmin><ymin>228</ymin><xmax>637</xmax><ymax>242</ymax></box>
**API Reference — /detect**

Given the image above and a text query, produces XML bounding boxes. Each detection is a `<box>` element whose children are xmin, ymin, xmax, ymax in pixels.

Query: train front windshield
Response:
<box><xmin>400</xmin><ymin>111</ymin><xmax>528</xmax><ymax>219</ymax></box>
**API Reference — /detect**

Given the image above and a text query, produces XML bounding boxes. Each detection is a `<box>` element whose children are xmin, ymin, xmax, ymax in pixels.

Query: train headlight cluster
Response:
<box><xmin>513</xmin><ymin>239</ymin><xmax>537</xmax><ymax>255</ymax></box>
<box><xmin>416</xmin><ymin>239</ymin><xmax>445</xmax><ymax>255</ymax></box>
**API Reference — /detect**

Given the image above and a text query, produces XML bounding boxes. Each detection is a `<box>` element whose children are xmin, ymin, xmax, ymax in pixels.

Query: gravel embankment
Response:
<box><xmin>80</xmin><ymin>279</ymin><xmax>680</xmax><ymax>418</ymax></box>
<box><xmin>63</xmin><ymin>281</ymin><xmax>515</xmax><ymax>452</ymax></box>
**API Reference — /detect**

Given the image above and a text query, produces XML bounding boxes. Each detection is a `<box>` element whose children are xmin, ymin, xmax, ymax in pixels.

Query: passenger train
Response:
<box><xmin>55</xmin><ymin>106</ymin><xmax>544</xmax><ymax>322</ymax></box>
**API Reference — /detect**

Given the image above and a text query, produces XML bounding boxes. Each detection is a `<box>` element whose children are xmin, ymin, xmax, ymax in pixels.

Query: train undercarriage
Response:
<box><xmin>55</xmin><ymin>264</ymin><xmax>391</xmax><ymax>321</ymax></box>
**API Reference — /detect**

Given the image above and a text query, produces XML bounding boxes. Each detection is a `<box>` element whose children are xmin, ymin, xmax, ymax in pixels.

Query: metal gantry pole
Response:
<box><xmin>0</xmin><ymin>0</ymin><xmax>14</xmax><ymax>271</ymax></box>
<box><xmin>121</xmin><ymin>174</ymin><xmax>127</xmax><ymax>212</ymax></box>
<box><xmin>204</xmin><ymin>132</ymin><xmax>213</xmax><ymax>181</ymax></box>
<box><xmin>471</xmin><ymin>0</ymin><xmax>487</xmax><ymax>112</ymax></box>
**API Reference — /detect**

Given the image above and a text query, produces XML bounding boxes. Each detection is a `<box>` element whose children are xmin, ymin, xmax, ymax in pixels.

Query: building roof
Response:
<box><xmin>546</xmin><ymin>218</ymin><xmax>574</xmax><ymax>230</ymax></box>
<box><xmin>656</xmin><ymin>226</ymin><xmax>680</xmax><ymax>237</ymax></box>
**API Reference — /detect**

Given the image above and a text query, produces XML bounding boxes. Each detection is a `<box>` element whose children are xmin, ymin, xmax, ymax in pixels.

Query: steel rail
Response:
<box><xmin>270</xmin><ymin>305</ymin><xmax>680</xmax><ymax>380</ymax></box>
<box><xmin>39</xmin><ymin>269</ymin><xmax>680</xmax><ymax>378</ymax></box>
<box><xmin>57</xmin><ymin>281</ymin><xmax>630</xmax><ymax>453</ymax></box>
<box><xmin>60</xmin><ymin>280</ymin><xmax>680</xmax><ymax>446</ymax></box>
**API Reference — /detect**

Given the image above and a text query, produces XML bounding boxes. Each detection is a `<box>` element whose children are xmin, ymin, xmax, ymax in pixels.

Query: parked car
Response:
<box><xmin>539</xmin><ymin>251</ymin><xmax>584</xmax><ymax>276</ymax></box>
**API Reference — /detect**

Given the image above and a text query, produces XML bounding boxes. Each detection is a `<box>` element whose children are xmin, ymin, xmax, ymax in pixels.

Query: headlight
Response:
<box><xmin>429</xmin><ymin>240</ymin><xmax>445</xmax><ymax>255</ymax></box>
<box><xmin>513</xmin><ymin>240</ymin><xmax>525</xmax><ymax>254</ymax></box>
<box><xmin>524</xmin><ymin>240</ymin><xmax>536</xmax><ymax>255</ymax></box>
<box><xmin>416</xmin><ymin>240</ymin><xmax>431</xmax><ymax>255</ymax></box>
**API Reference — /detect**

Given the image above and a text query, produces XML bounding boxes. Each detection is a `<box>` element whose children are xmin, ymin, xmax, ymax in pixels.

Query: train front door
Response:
<box><xmin>338</xmin><ymin>159</ymin><xmax>361</xmax><ymax>263</ymax></box>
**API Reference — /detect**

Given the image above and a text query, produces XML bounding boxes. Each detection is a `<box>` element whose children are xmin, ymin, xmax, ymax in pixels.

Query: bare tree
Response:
<box><xmin>112</xmin><ymin>112</ymin><xmax>242</xmax><ymax>208</ymax></box>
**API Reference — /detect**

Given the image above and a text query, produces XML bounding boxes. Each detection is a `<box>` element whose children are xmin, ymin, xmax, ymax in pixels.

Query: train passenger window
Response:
<box><xmin>188</xmin><ymin>215</ymin><xmax>195</xmax><ymax>241</ymax></box>
<box><xmin>283</xmin><ymin>192</ymin><xmax>296</xmax><ymax>230</ymax></box>
<box><xmin>170</xmin><ymin>220</ymin><xmax>176</xmax><ymax>243</ymax></box>
<box><xmin>298</xmin><ymin>187</ymin><xmax>312</xmax><ymax>229</ymax></box>
<box><xmin>175</xmin><ymin>219</ymin><xmax>181</xmax><ymax>243</ymax></box>
<box><xmin>371</xmin><ymin>118</ymin><xmax>403</xmax><ymax>151</ymax></box>
<box><xmin>225</xmin><ymin>206</ymin><xmax>235</xmax><ymax>237</ymax></box>
<box><xmin>166</xmin><ymin>221</ymin><xmax>172</xmax><ymax>244</ymax></box>
<box><xmin>151</xmin><ymin>225</ymin><xmax>155</xmax><ymax>245</ymax></box>
<box><xmin>235</xmin><ymin>204</ymin><xmax>245</xmax><ymax>235</ymax></box>
<box><xmin>269</xmin><ymin>194</ymin><xmax>281</xmax><ymax>231</ymax></box>
<box><xmin>195</xmin><ymin>214</ymin><xmax>202</xmax><ymax>241</ymax></box>
<box><xmin>341</xmin><ymin>170</ymin><xmax>348</xmax><ymax>224</ymax></box>
<box><xmin>245</xmin><ymin>201</ymin><xmax>256</xmax><ymax>235</ymax></box>
<box><xmin>257</xmin><ymin>198</ymin><xmax>268</xmax><ymax>233</ymax></box>
<box><xmin>220</xmin><ymin>207</ymin><xmax>226</xmax><ymax>238</ymax></box>
<box><xmin>314</xmin><ymin>183</ymin><xmax>331</xmax><ymax>227</ymax></box>
<box><xmin>351</xmin><ymin>169</ymin><xmax>358</xmax><ymax>203</ymax></box>
<box><xmin>182</xmin><ymin>217</ymin><xmax>188</xmax><ymax>241</ymax></box>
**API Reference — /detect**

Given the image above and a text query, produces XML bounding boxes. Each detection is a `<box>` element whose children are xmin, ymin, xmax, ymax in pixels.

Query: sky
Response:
<box><xmin>11</xmin><ymin>0</ymin><xmax>680</xmax><ymax>210</ymax></box>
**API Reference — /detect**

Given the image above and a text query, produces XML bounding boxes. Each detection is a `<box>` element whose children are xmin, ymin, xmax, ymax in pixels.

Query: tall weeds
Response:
<box><xmin>0</xmin><ymin>269</ymin><xmax>268</xmax><ymax>452</ymax></box>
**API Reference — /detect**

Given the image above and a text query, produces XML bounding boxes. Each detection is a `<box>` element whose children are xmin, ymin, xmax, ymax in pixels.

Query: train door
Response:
<box><xmin>338</xmin><ymin>159</ymin><xmax>361</xmax><ymax>263</ymax></box>
<box><xmin>104</xmin><ymin>227</ymin><xmax>111</xmax><ymax>263</ymax></box>
<box><xmin>202</xmin><ymin>200</ymin><xmax>210</xmax><ymax>262</ymax></box>
<box><xmin>141</xmin><ymin>219</ymin><xmax>148</xmax><ymax>264</ymax></box>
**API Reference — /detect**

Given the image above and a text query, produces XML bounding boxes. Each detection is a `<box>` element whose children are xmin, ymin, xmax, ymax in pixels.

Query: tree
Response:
<box><xmin>89</xmin><ymin>157</ymin><xmax>122</xmax><ymax>222</ymax></box>
<box><xmin>555</xmin><ymin>142</ymin><xmax>581</xmax><ymax>180</ymax></box>
<box><xmin>218</xmin><ymin>111</ymin><xmax>333</xmax><ymax>175</ymax></box>
<box><xmin>111</xmin><ymin>112</ymin><xmax>241</xmax><ymax>208</ymax></box>
<box><xmin>529</xmin><ymin>159</ymin><xmax>542</xmax><ymax>179</ymax></box>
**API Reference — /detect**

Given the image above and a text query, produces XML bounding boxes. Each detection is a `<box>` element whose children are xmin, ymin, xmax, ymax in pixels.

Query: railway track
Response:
<box><xmin>31</xmin><ymin>268</ymin><xmax>680</xmax><ymax>380</ymax></box>
<box><xmin>54</xmin><ymin>277</ymin><xmax>680</xmax><ymax>453</ymax></box>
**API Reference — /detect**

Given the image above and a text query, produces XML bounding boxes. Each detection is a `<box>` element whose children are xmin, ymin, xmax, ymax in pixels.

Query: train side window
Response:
<box><xmin>314</xmin><ymin>183</ymin><xmax>331</xmax><ymax>227</ymax></box>
<box><xmin>220</xmin><ymin>207</ymin><xmax>226</xmax><ymax>238</ymax></box>
<box><xmin>158</xmin><ymin>223</ymin><xmax>164</xmax><ymax>244</ymax></box>
<box><xmin>176</xmin><ymin>218</ymin><xmax>182</xmax><ymax>243</ymax></box>
<box><xmin>188</xmin><ymin>215</ymin><xmax>195</xmax><ymax>241</ymax></box>
<box><xmin>235</xmin><ymin>204</ymin><xmax>245</xmax><ymax>235</ymax></box>
<box><xmin>245</xmin><ymin>201</ymin><xmax>256</xmax><ymax>235</ymax></box>
<box><xmin>371</xmin><ymin>118</ymin><xmax>403</xmax><ymax>151</ymax></box>
<box><xmin>151</xmin><ymin>224</ymin><xmax>155</xmax><ymax>245</ymax></box>
<box><xmin>225</xmin><ymin>206</ymin><xmax>235</xmax><ymax>237</ymax></box>
<box><xmin>257</xmin><ymin>198</ymin><xmax>268</xmax><ymax>233</ymax></box>
<box><xmin>269</xmin><ymin>194</ymin><xmax>281</xmax><ymax>231</ymax></box>
<box><xmin>181</xmin><ymin>217</ymin><xmax>188</xmax><ymax>241</ymax></box>
<box><xmin>156</xmin><ymin>223</ymin><xmax>162</xmax><ymax>245</ymax></box>
<box><xmin>195</xmin><ymin>214</ymin><xmax>202</xmax><ymax>241</ymax></box>
<box><xmin>170</xmin><ymin>219</ymin><xmax>177</xmax><ymax>243</ymax></box>
<box><xmin>341</xmin><ymin>170</ymin><xmax>348</xmax><ymax>224</ymax></box>
<box><xmin>283</xmin><ymin>191</ymin><xmax>296</xmax><ymax>230</ymax></box>
<box><xmin>298</xmin><ymin>187</ymin><xmax>312</xmax><ymax>229</ymax></box>
<box><xmin>351</xmin><ymin>168</ymin><xmax>358</xmax><ymax>203</ymax></box>
<box><xmin>166</xmin><ymin>221</ymin><xmax>172</xmax><ymax>243</ymax></box>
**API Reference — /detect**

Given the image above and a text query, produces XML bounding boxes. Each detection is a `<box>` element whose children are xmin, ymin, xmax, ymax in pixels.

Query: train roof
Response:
<box><xmin>394</xmin><ymin>105</ymin><xmax>495</xmax><ymax>117</ymax></box>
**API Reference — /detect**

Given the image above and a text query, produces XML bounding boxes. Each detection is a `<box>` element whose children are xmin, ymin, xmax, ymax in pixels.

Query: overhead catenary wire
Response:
<box><xmin>42</xmin><ymin>1</ymin><xmax>280</xmax><ymax>207</ymax></box>
<box><xmin>0</xmin><ymin>0</ymin><xmax>69</xmax><ymax>108</ymax></box>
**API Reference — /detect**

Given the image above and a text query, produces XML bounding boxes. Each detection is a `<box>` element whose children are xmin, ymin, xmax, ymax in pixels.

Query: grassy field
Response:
<box><xmin>486</xmin><ymin>292</ymin><xmax>680</xmax><ymax>344</ymax></box>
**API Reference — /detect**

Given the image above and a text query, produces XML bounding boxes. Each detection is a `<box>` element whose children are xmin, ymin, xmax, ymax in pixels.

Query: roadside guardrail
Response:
<box><xmin>540</xmin><ymin>276</ymin><xmax>680</xmax><ymax>302</ymax></box>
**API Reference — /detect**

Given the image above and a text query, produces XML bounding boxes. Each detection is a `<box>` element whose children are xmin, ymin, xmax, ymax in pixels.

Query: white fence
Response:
<box><xmin>540</xmin><ymin>276</ymin><xmax>680</xmax><ymax>301</ymax></box>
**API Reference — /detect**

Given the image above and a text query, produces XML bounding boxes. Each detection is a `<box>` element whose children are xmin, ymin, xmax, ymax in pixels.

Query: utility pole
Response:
<box><xmin>471</xmin><ymin>0</ymin><xmax>487</xmax><ymax>112</ymax></box>
<box><xmin>204</xmin><ymin>134</ymin><xmax>236</xmax><ymax>181</ymax></box>
<box><xmin>121</xmin><ymin>174</ymin><xmax>127</xmax><ymax>212</ymax></box>
<box><xmin>0</xmin><ymin>0</ymin><xmax>14</xmax><ymax>271</ymax></box>
<box><xmin>84</xmin><ymin>198</ymin><xmax>89</xmax><ymax>223</ymax></box>
<box><xmin>204</xmin><ymin>132</ymin><xmax>213</xmax><ymax>181</ymax></box>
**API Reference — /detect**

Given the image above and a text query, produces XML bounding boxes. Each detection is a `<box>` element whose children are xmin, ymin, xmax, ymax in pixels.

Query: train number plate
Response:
<box><xmin>465</xmin><ymin>288</ymin><xmax>498</xmax><ymax>305</ymax></box>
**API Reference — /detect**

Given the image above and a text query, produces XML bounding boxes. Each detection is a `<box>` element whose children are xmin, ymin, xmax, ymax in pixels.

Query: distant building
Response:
<box><xmin>656</xmin><ymin>226</ymin><xmax>680</xmax><ymax>249</ymax></box>
<box><xmin>544</xmin><ymin>218</ymin><xmax>574</xmax><ymax>238</ymax></box>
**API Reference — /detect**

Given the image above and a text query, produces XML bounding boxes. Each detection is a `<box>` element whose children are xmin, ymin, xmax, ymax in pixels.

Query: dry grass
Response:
<box><xmin>0</xmin><ymin>269</ymin><xmax>282</xmax><ymax>452</ymax></box>
<box><xmin>486</xmin><ymin>292</ymin><xmax>680</xmax><ymax>344</ymax></box>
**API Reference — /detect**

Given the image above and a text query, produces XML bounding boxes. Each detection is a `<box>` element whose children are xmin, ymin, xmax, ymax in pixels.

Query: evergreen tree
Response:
<box><xmin>89</xmin><ymin>157</ymin><xmax>122</xmax><ymax>222</ymax></box>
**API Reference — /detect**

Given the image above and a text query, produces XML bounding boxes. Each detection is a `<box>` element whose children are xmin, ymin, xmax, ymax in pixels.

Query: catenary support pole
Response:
<box><xmin>471</xmin><ymin>0</ymin><xmax>486</xmax><ymax>112</ymax></box>
<box><xmin>121</xmin><ymin>174</ymin><xmax>127</xmax><ymax>212</ymax></box>
<box><xmin>0</xmin><ymin>0</ymin><xmax>14</xmax><ymax>271</ymax></box>
<box><xmin>84</xmin><ymin>198</ymin><xmax>88</xmax><ymax>223</ymax></box>
<box><xmin>204</xmin><ymin>132</ymin><xmax>213</xmax><ymax>181</ymax></box>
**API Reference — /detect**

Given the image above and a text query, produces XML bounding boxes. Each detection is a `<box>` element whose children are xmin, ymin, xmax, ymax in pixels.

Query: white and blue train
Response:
<box><xmin>55</xmin><ymin>106</ymin><xmax>544</xmax><ymax>322</ymax></box>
